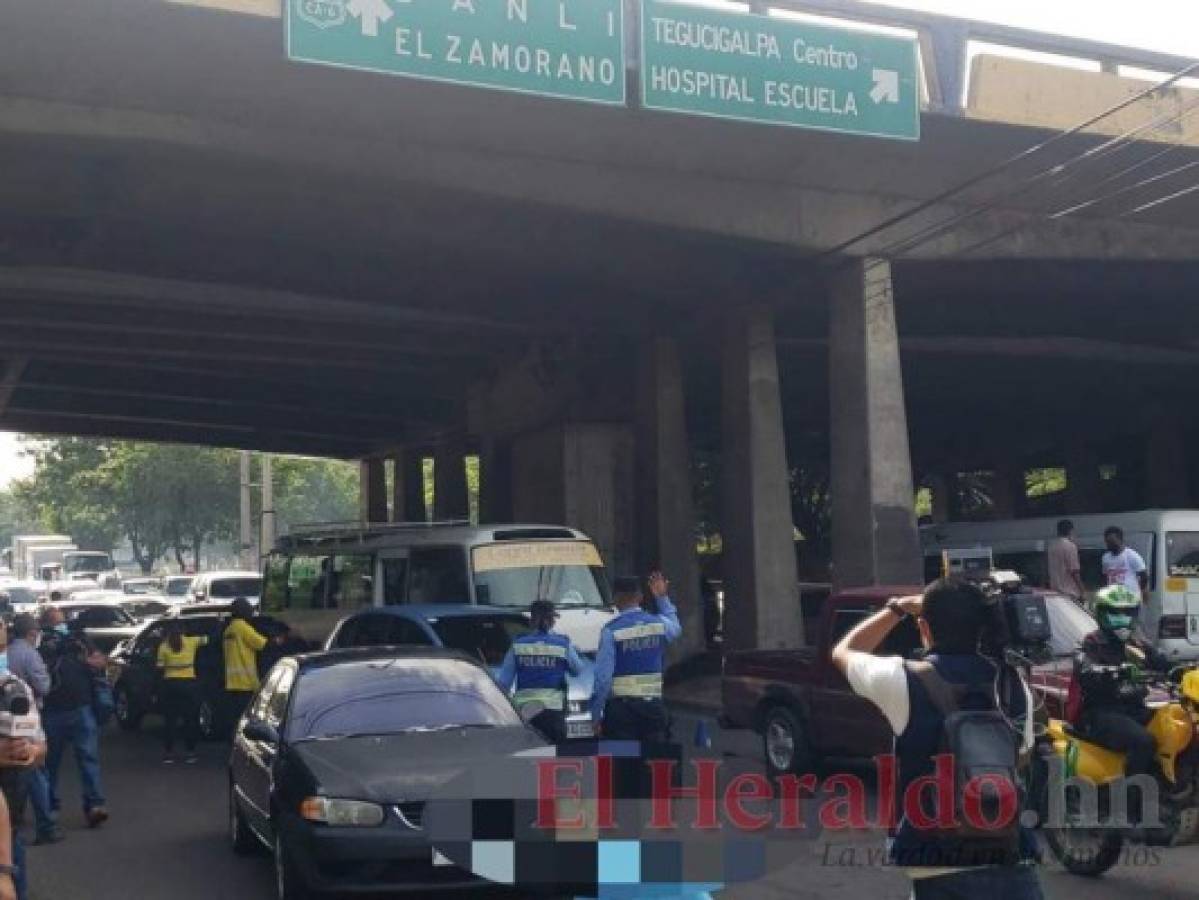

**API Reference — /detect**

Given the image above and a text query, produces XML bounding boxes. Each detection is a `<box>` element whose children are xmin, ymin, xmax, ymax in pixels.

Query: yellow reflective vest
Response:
<box><xmin>223</xmin><ymin>618</ymin><xmax>267</xmax><ymax>692</ymax></box>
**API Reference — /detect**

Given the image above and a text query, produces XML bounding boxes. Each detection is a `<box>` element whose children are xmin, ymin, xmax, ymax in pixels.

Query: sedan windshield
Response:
<box><xmin>288</xmin><ymin>659</ymin><xmax>519</xmax><ymax>741</ymax></box>
<box><xmin>164</xmin><ymin>578</ymin><xmax>193</xmax><ymax>597</ymax></box>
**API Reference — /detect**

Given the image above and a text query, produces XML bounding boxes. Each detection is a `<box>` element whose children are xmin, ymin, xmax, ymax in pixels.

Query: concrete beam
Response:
<box><xmin>0</xmin><ymin>357</ymin><xmax>28</xmax><ymax>417</ymax></box>
<box><xmin>829</xmin><ymin>259</ymin><xmax>922</xmax><ymax>589</ymax></box>
<box><xmin>720</xmin><ymin>307</ymin><xmax>802</xmax><ymax>651</ymax></box>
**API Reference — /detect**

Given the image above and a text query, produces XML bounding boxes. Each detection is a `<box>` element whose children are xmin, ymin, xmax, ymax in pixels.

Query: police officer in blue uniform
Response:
<box><xmin>592</xmin><ymin>572</ymin><xmax>681</xmax><ymax>742</ymax></box>
<box><xmin>496</xmin><ymin>600</ymin><xmax>582</xmax><ymax>744</ymax></box>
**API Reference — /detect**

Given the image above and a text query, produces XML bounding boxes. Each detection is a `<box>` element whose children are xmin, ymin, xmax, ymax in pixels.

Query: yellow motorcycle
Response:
<box><xmin>1034</xmin><ymin>665</ymin><xmax>1199</xmax><ymax>875</ymax></box>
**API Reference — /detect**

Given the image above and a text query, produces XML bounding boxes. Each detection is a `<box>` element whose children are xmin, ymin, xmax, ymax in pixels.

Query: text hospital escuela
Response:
<box><xmin>648</xmin><ymin>14</ymin><xmax>862</xmax><ymax>112</ymax></box>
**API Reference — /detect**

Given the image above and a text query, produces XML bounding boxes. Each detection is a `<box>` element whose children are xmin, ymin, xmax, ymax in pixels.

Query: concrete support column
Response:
<box><xmin>1065</xmin><ymin>445</ymin><xmax>1101</xmax><ymax>514</ymax></box>
<box><xmin>636</xmin><ymin>338</ymin><xmax>703</xmax><ymax>659</ymax></box>
<box><xmin>720</xmin><ymin>306</ymin><xmax>802</xmax><ymax>651</ymax></box>
<box><xmin>829</xmin><ymin>258</ymin><xmax>921</xmax><ymax>590</ymax></box>
<box><xmin>358</xmin><ymin>458</ymin><xmax>387</xmax><ymax>524</ymax></box>
<box><xmin>433</xmin><ymin>444</ymin><xmax>470</xmax><ymax>521</ymax></box>
<box><xmin>479</xmin><ymin>438</ymin><xmax>514</xmax><ymax>524</ymax></box>
<box><xmin>390</xmin><ymin>451</ymin><xmax>425</xmax><ymax>523</ymax></box>
<box><xmin>1146</xmin><ymin>419</ymin><xmax>1189</xmax><ymax>508</ymax></box>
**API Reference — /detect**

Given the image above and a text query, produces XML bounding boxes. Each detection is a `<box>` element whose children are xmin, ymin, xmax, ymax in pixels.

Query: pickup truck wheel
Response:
<box><xmin>763</xmin><ymin>706</ymin><xmax>813</xmax><ymax>778</ymax></box>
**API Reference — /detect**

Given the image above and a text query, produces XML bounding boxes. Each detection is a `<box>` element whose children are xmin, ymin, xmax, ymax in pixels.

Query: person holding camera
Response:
<box><xmin>0</xmin><ymin>643</ymin><xmax>49</xmax><ymax>900</ymax></box>
<box><xmin>38</xmin><ymin>607</ymin><xmax>108</xmax><ymax>830</ymax></box>
<box><xmin>831</xmin><ymin>578</ymin><xmax>1041</xmax><ymax>900</ymax></box>
<box><xmin>4</xmin><ymin>616</ymin><xmax>59</xmax><ymax>846</ymax></box>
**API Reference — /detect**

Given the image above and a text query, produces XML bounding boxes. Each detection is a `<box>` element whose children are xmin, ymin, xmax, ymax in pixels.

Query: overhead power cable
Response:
<box><xmin>819</xmin><ymin>60</ymin><xmax>1199</xmax><ymax>262</ymax></box>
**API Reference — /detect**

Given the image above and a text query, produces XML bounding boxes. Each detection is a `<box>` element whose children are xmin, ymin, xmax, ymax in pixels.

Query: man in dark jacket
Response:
<box><xmin>38</xmin><ymin>608</ymin><xmax>107</xmax><ymax>829</ymax></box>
<box><xmin>1075</xmin><ymin>585</ymin><xmax>1168</xmax><ymax>779</ymax></box>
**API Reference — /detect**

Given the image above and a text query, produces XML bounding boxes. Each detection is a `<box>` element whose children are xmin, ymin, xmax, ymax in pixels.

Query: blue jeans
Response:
<box><xmin>44</xmin><ymin>707</ymin><xmax>105</xmax><ymax>813</ymax></box>
<box><xmin>12</xmin><ymin>832</ymin><xmax>25</xmax><ymax>900</ymax></box>
<box><xmin>27</xmin><ymin>767</ymin><xmax>55</xmax><ymax>837</ymax></box>
<box><xmin>911</xmin><ymin>866</ymin><xmax>1044</xmax><ymax>900</ymax></box>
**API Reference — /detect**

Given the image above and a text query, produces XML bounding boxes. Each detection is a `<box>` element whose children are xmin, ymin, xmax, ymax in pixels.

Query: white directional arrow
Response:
<box><xmin>347</xmin><ymin>0</ymin><xmax>393</xmax><ymax>37</ymax></box>
<box><xmin>870</xmin><ymin>68</ymin><xmax>900</xmax><ymax>104</ymax></box>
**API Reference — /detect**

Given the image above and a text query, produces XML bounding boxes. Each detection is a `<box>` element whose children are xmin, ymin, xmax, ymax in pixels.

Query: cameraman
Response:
<box><xmin>832</xmin><ymin>578</ymin><xmax>1041</xmax><ymax>900</ymax></box>
<box><xmin>38</xmin><ymin>607</ymin><xmax>108</xmax><ymax>829</ymax></box>
<box><xmin>0</xmin><ymin>625</ymin><xmax>47</xmax><ymax>900</ymax></box>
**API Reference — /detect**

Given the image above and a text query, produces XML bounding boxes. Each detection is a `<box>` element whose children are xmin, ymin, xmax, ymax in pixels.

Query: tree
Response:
<box><xmin>271</xmin><ymin>456</ymin><xmax>359</xmax><ymax>534</ymax></box>
<box><xmin>12</xmin><ymin>437</ymin><xmax>123</xmax><ymax>550</ymax></box>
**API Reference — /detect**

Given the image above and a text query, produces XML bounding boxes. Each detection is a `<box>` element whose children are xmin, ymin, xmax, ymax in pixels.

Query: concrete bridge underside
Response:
<box><xmin>3</xmin><ymin>0</ymin><xmax>1199</xmax><ymax>654</ymax></box>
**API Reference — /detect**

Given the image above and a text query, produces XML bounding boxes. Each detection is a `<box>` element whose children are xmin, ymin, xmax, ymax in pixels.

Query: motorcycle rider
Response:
<box><xmin>1075</xmin><ymin>585</ymin><xmax>1169</xmax><ymax>780</ymax></box>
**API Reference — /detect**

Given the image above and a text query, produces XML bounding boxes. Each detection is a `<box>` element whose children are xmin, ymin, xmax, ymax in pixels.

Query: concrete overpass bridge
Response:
<box><xmin>2</xmin><ymin>0</ymin><xmax>1198</xmax><ymax>653</ymax></box>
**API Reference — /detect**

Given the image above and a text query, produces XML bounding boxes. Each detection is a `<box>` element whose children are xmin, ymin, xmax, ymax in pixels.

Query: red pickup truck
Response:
<box><xmin>721</xmin><ymin>586</ymin><xmax>1093</xmax><ymax>778</ymax></box>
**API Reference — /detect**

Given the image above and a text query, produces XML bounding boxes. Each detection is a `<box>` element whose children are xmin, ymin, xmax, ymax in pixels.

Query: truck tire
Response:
<box><xmin>762</xmin><ymin>705</ymin><xmax>814</xmax><ymax>779</ymax></box>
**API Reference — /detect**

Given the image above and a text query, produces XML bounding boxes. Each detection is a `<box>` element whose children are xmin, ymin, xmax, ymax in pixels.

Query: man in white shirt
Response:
<box><xmin>1101</xmin><ymin>525</ymin><xmax>1149</xmax><ymax>605</ymax></box>
<box><xmin>830</xmin><ymin>579</ymin><xmax>1041</xmax><ymax>900</ymax></box>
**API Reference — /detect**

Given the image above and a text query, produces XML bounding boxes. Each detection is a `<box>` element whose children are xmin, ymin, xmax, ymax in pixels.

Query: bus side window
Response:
<box><xmin>287</xmin><ymin>554</ymin><xmax>331</xmax><ymax>610</ymax></box>
<box><xmin>331</xmin><ymin>554</ymin><xmax>373</xmax><ymax>610</ymax></box>
<box><xmin>408</xmin><ymin>547</ymin><xmax>470</xmax><ymax>604</ymax></box>
<box><xmin>262</xmin><ymin>554</ymin><xmax>289</xmax><ymax>614</ymax></box>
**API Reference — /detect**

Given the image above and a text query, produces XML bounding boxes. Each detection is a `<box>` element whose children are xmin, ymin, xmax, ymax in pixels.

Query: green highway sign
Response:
<box><xmin>287</xmin><ymin>0</ymin><xmax>626</xmax><ymax>105</ymax></box>
<box><xmin>640</xmin><ymin>0</ymin><xmax>920</xmax><ymax>140</ymax></box>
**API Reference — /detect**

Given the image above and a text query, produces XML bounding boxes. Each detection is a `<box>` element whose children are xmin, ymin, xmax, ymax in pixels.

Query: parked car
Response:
<box><xmin>325</xmin><ymin>604</ymin><xmax>597</xmax><ymax>738</ymax></box>
<box><xmin>161</xmin><ymin>575</ymin><xmax>194</xmax><ymax>600</ymax></box>
<box><xmin>191</xmin><ymin>571</ymin><xmax>262</xmax><ymax>606</ymax></box>
<box><xmin>228</xmin><ymin>647</ymin><xmax>547</xmax><ymax>898</ymax></box>
<box><xmin>0</xmin><ymin>581</ymin><xmax>42</xmax><ymax>616</ymax></box>
<box><xmin>122</xmin><ymin>577</ymin><xmax>163</xmax><ymax>596</ymax></box>
<box><xmin>120</xmin><ymin>597</ymin><xmax>175</xmax><ymax>622</ymax></box>
<box><xmin>108</xmin><ymin>608</ymin><xmax>289</xmax><ymax>740</ymax></box>
<box><xmin>53</xmin><ymin>597</ymin><xmax>144</xmax><ymax>654</ymax></box>
<box><xmin>721</xmin><ymin>586</ymin><xmax>1096</xmax><ymax>777</ymax></box>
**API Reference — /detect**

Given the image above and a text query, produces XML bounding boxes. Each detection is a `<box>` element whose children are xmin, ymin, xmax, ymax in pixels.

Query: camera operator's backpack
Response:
<box><xmin>904</xmin><ymin>661</ymin><xmax>1022</xmax><ymax>845</ymax></box>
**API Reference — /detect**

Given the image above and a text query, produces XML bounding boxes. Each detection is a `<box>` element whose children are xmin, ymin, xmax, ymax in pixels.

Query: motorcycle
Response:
<box><xmin>1033</xmin><ymin>663</ymin><xmax>1199</xmax><ymax>875</ymax></box>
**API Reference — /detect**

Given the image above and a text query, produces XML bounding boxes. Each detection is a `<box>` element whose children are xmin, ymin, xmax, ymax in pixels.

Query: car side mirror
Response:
<box><xmin>243</xmin><ymin>719</ymin><xmax>280</xmax><ymax>745</ymax></box>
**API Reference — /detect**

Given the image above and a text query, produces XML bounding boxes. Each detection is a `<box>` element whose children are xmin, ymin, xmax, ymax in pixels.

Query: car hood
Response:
<box><xmin>289</xmin><ymin>727</ymin><xmax>547</xmax><ymax>803</ymax></box>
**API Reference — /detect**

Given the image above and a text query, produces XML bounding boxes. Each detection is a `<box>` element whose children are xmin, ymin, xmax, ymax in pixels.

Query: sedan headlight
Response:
<box><xmin>299</xmin><ymin>797</ymin><xmax>385</xmax><ymax>827</ymax></box>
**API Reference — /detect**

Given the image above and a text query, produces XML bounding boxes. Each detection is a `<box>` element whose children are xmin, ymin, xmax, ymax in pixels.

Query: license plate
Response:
<box><xmin>567</xmin><ymin>721</ymin><xmax>593</xmax><ymax>739</ymax></box>
<box><xmin>432</xmin><ymin>849</ymin><xmax>452</xmax><ymax>867</ymax></box>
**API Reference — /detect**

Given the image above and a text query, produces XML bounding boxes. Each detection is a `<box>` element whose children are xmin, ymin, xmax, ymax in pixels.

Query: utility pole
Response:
<box><xmin>260</xmin><ymin>454</ymin><xmax>275</xmax><ymax>567</ymax></box>
<box><xmin>239</xmin><ymin>450</ymin><xmax>253</xmax><ymax>569</ymax></box>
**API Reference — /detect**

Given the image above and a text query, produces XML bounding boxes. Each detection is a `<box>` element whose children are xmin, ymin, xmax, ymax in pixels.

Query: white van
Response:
<box><xmin>262</xmin><ymin>523</ymin><xmax>616</xmax><ymax>651</ymax></box>
<box><xmin>921</xmin><ymin>510</ymin><xmax>1199</xmax><ymax>661</ymax></box>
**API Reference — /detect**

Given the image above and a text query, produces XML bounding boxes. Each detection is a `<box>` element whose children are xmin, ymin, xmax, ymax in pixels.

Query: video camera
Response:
<box><xmin>940</xmin><ymin>549</ymin><xmax>1054</xmax><ymax>665</ymax></box>
<box><xmin>0</xmin><ymin>676</ymin><xmax>40</xmax><ymax>741</ymax></box>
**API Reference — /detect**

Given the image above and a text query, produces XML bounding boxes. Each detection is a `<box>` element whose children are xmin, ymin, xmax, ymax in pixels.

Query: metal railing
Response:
<box><xmin>634</xmin><ymin>0</ymin><xmax>1198</xmax><ymax>115</ymax></box>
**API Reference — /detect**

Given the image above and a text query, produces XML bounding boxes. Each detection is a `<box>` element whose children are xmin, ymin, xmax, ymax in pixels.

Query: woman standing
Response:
<box><xmin>156</xmin><ymin>621</ymin><xmax>207</xmax><ymax>764</ymax></box>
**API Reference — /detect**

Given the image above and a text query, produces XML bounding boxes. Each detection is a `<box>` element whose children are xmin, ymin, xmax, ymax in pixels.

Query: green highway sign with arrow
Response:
<box><xmin>640</xmin><ymin>0</ymin><xmax>920</xmax><ymax>140</ymax></box>
<box><xmin>287</xmin><ymin>0</ymin><xmax>626</xmax><ymax>105</ymax></box>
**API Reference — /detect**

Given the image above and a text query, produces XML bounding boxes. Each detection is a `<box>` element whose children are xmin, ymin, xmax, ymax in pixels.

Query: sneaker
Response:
<box><xmin>86</xmin><ymin>807</ymin><xmax>109</xmax><ymax>829</ymax></box>
<box><xmin>32</xmin><ymin>827</ymin><xmax>65</xmax><ymax>846</ymax></box>
<box><xmin>184</xmin><ymin>754</ymin><xmax>198</xmax><ymax>765</ymax></box>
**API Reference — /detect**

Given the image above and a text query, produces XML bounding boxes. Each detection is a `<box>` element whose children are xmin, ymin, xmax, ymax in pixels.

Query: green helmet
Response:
<box><xmin>1094</xmin><ymin>585</ymin><xmax>1140</xmax><ymax>638</ymax></box>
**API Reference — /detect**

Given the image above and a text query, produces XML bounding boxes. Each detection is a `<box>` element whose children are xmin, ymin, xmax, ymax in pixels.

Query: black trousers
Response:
<box><xmin>529</xmin><ymin>709</ymin><xmax>567</xmax><ymax>744</ymax></box>
<box><xmin>1086</xmin><ymin>709</ymin><xmax>1157</xmax><ymax>777</ymax></box>
<box><xmin>222</xmin><ymin>690</ymin><xmax>256</xmax><ymax>738</ymax></box>
<box><xmin>161</xmin><ymin>680</ymin><xmax>201</xmax><ymax>753</ymax></box>
<box><xmin>602</xmin><ymin>697</ymin><xmax>670</xmax><ymax>743</ymax></box>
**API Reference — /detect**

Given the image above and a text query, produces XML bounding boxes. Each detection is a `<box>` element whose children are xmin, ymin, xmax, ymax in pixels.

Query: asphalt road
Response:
<box><xmin>26</xmin><ymin>712</ymin><xmax>1199</xmax><ymax>900</ymax></box>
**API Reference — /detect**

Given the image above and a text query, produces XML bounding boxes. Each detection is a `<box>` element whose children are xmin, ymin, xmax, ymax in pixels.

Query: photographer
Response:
<box><xmin>831</xmin><ymin>578</ymin><xmax>1041</xmax><ymax>900</ymax></box>
<box><xmin>0</xmin><ymin>661</ymin><xmax>48</xmax><ymax>900</ymax></box>
<box><xmin>38</xmin><ymin>607</ymin><xmax>108</xmax><ymax>829</ymax></box>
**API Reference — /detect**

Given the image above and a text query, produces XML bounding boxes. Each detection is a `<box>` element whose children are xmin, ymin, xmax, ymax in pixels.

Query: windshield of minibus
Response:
<box><xmin>1167</xmin><ymin>532</ymin><xmax>1199</xmax><ymax>577</ymax></box>
<box><xmin>471</xmin><ymin>542</ymin><xmax>609</xmax><ymax>610</ymax></box>
<box><xmin>63</xmin><ymin>554</ymin><xmax>110</xmax><ymax>574</ymax></box>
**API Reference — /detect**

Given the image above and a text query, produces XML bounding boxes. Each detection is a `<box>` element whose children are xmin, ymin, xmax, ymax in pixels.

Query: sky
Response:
<box><xmin>871</xmin><ymin>0</ymin><xmax>1199</xmax><ymax>58</ymax></box>
<box><xmin>0</xmin><ymin>3</ymin><xmax>1194</xmax><ymax>488</ymax></box>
